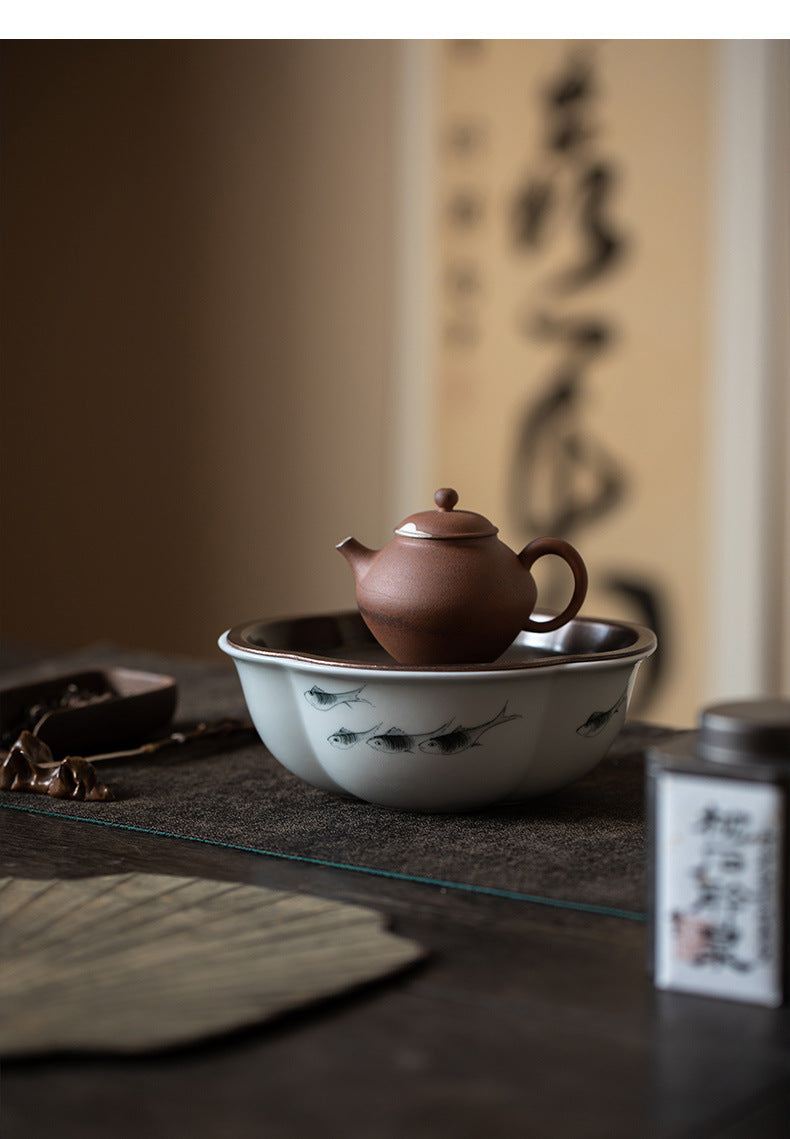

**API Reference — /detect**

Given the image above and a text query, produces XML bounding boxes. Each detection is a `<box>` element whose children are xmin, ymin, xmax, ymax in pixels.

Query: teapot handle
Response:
<box><xmin>518</xmin><ymin>537</ymin><xmax>589</xmax><ymax>633</ymax></box>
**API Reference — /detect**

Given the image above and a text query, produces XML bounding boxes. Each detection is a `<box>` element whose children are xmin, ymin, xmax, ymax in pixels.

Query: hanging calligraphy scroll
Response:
<box><xmin>433</xmin><ymin>40</ymin><xmax>714</xmax><ymax>725</ymax></box>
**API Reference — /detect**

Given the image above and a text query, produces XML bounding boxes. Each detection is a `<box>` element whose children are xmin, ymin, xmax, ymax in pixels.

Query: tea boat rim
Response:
<box><xmin>220</xmin><ymin>610</ymin><xmax>657</xmax><ymax>676</ymax></box>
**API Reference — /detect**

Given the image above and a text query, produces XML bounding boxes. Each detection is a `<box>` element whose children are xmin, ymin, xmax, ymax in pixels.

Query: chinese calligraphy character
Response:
<box><xmin>507</xmin><ymin>48</ymin><xmax>666</xmax><ymax>705</ymax></box>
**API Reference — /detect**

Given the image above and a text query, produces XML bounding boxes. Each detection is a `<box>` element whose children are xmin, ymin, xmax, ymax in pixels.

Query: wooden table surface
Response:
<box><xmin>2</xmin><ymin>676</ymin><xmax>789</xmax><ymax>1138</ymax></box>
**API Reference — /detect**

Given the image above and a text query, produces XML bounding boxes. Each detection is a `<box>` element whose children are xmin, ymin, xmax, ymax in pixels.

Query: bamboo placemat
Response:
<box><xmin>1</xmin><ymin>873</ymin><xmax>424</xmax><ymax>1056</ymax></box>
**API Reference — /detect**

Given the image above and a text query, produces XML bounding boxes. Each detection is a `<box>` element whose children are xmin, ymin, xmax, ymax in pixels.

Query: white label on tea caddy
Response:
<box><xmin>654</xmin><ymin>771</ymin><xmax>783</xmax><ymax>1006</ymax></box>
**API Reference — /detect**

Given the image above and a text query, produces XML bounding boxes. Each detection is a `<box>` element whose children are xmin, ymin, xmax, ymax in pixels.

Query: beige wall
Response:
<box><xmin>1</xmin><ymin>41</ymin><xmax>399</xmax><ymax>658</ymax></box>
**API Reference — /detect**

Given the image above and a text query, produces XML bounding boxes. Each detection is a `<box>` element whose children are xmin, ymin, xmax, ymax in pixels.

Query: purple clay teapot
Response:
<box><xmin>337</xmin><ymin>488</ymin><xmax>588</xmax><ymax>666</ymax></box>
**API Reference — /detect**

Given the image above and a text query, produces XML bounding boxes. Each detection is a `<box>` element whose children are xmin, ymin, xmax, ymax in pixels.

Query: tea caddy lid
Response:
<box><xmin>697</xmin><ymin>699</ymin><xmax>790</xmax><ymax>765</ymax></box>
<box><xmin>394</xmin><ymin>488</ymin><xmax>498</xmax><ymax>540</ymax></box>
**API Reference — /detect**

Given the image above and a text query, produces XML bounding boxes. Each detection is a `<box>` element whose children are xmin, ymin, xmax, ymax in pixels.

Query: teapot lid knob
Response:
<box><xmin>434</xmin><ymin>488</ymin><xmax>459</xmax><ymax>512</ymax></box>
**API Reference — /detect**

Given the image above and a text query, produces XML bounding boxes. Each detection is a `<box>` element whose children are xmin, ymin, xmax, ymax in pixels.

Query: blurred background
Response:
<box><xmin>2</xmin><ymin>39</ymin><xmax>788</xmax><ymax>726</ymax></box>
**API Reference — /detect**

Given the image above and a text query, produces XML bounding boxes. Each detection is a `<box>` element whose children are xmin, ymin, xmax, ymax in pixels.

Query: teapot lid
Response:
<box><xmin>394</xmin><ymin>488</ymin><xmax>498</xmax><ymax>540</ymax></box>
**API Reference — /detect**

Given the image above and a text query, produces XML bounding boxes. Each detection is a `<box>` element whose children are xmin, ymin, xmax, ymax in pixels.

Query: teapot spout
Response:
<box><xmin>336</xmin><ymin>537</ymin><xmax>377</xmax><ymax>583</ymax></box>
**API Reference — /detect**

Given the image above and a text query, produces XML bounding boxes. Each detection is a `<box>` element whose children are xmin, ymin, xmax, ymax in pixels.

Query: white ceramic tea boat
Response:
<box><xmin>219</xmin><ymin>610</ymin><xmax>656</xmax><ymax>812</ymax></box>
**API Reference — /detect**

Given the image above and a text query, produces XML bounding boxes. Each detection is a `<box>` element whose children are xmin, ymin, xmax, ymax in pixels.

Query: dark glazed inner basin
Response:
<box><xmin>229</xmin><ymin>610</ymin><xmax>655</xmax><ymax>672</ymax></box>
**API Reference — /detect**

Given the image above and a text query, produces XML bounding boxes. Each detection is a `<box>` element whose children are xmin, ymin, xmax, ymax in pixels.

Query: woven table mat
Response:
<box><xmin>0</xmin><ymin>646</ymin><xmax>678</xmax><ymax>920</ymax></box>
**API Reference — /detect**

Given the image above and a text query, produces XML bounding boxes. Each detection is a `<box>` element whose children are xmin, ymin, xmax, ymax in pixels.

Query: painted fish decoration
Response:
<box><xmin>327</xmin><ymin>723</ymin><xmax>382</xmax><ymax>749</ymax></box>
<box><xmin>576</xmin><ymin>687</ymin><xmax>628</xmax><ymax>738</ymax></box>
<box><xmin>366</xmin><ymin>720</ymin><xmax>453</xmax><ymax>754</ymax></box>
<box><xmin>418</xmin><ymin>705</ymin><xmax>520</xmax><ymax>755</ymax></box>
<box><xmin>304</xmin><ymin>685</ymin><xmax>371</xmax><ymax>711</ymax></box>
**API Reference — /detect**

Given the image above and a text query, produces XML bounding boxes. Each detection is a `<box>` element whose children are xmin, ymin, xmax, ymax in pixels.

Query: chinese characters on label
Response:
<box><xmin>655</xmin><ymin>772</ymin><xmax>783</xmax><ymax>1006</ymax></box>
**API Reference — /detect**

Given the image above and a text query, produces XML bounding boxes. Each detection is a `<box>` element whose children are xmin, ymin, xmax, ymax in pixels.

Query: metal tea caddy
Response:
<box><xmin>647</xmin><ymin>699</ymin><xmax>790</xmax><ymax>1007</ymax></box>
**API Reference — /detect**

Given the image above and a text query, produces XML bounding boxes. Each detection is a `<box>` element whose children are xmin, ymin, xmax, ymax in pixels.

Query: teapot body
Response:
<box><xmin>338</xmin><ymin>489</ymin><xmax>588</xmax><ymax>666</ymax></box>
<box><xmin>354</xmin><ymin>535</ymin><xmax>538</xmax><ymax>666</ymax></box>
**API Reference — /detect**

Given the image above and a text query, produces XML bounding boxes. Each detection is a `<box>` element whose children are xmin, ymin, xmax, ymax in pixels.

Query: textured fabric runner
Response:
<box><xmin>0</xmin><ymin>647</ymin><xmax>678</xmax><ymax>921</ymax></box>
